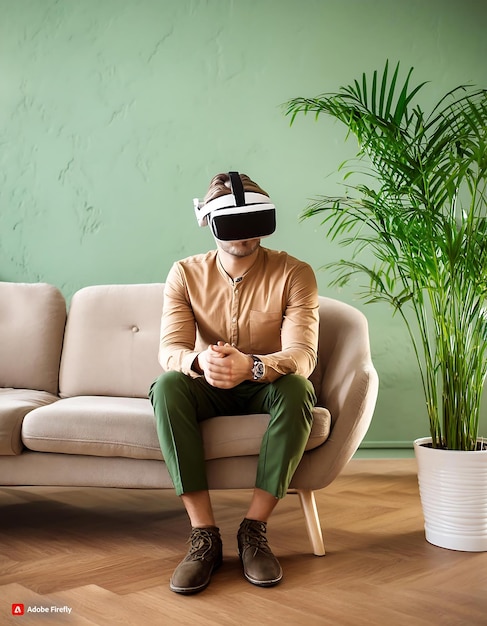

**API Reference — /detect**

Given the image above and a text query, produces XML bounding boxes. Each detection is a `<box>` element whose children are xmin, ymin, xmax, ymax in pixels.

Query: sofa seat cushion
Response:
<box><xmin>21</xmin><ymin>396</ymin><xmax>331</xmax><ymax>461</ymax></box>
<box><xmin>0</xmin><ymin>389</ymin><xmax>59</xmax><ymax>455</ymax></box>
<box><xmin>202</xmin><ymin>407</ymin><xmax>331</xmax><ymax>459</ymax></box>
<box><xmin>22</xmin><ymin>397</ymin><xmax>161</xmax><ymax>460</ymax></box>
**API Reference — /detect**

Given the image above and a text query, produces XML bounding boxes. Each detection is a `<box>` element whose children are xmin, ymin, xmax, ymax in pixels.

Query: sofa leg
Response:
<box><xmin>295</xmin><ymin>489</ymin><xmax>326</xmax><ymax>556</ymax></box>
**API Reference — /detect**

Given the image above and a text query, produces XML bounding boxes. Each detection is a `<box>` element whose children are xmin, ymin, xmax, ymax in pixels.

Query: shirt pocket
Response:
<box><xmin>249</xmin><ymin>310</ymin><xmax>283</xmax><ymax>354</ymax></box>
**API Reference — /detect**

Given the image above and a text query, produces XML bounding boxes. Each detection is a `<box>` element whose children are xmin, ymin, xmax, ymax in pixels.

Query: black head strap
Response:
<box><xmin>229</xmin><ymin>171</ymin><xmax>245</xmax><ymax>206</ymax></box>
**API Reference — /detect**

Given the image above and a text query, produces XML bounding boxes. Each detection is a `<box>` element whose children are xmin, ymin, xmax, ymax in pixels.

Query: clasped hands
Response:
<box><xmin>197</xmin><ymin>341</ymin><xmax>253</xmax><ymax>389</ymax></box>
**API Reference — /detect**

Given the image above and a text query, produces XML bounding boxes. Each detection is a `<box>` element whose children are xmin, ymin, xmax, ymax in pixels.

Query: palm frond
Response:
<box><xmin>285</xmin><ymin>61</ymin><xmax>487</xmax><ymax>450</ymax></box>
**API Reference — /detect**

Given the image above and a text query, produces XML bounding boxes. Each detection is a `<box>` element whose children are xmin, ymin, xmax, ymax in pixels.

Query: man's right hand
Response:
<box><xmin>197</xmin><ymin>341</ymin><xmax>253</xmax><ymax>389</ymax></box>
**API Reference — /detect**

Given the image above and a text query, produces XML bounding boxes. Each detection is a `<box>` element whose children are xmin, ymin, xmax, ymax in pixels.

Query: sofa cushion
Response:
<box><xmin>21</xmin><ymin>397</ymin><xmax>331</xmax><ymax>460</ymax></box>
<box><xmin>59</xmin><ymin>284</ymin><xmax>164</xmax><ymax>399</ymax></box>
<box><xmin>202</xmin><ymin>407</ymin><xmax>331</xmax><ymax>459</ymax></box>
<box><xmin>0</xmin><ymin>389</ymin><xmax>59</xmax><ymax>455</ymax></box>
<box><xmin>0</xmin><ymin>282</ymin><xmax>66</xmax><ymax>394</ymax></box>
<box><xmin>22</xmin><ymin>397</ymin><xmax>161</xmax><ymax>459</ymax></box>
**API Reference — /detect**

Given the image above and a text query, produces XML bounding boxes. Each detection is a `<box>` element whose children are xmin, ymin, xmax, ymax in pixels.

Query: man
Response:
<box><xmin>149</xmin><ymin>171</ymin><xmax>319</xmax><ymax>594</ymax></box>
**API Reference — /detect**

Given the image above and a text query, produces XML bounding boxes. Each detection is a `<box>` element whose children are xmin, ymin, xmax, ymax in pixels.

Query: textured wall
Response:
<box><xmin>1</xmin><ymin>0</ymin><xmax>487</xmax><ymax>446</ymax></box>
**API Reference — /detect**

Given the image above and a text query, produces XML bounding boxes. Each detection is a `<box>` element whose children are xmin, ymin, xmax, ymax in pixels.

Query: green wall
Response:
<box><xmin>1</xmin><ymin>0</ymin><xmax>487</xmax><ymax>448</ymax></box>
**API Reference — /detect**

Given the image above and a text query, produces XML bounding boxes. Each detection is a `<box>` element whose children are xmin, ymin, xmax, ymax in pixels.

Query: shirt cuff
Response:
<box><xmin>182</xmin><ymin>351</ymin><xmax>203</xmax><ymax>378</ymax></box>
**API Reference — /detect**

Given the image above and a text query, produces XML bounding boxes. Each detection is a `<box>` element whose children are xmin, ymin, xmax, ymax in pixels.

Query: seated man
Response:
<box><xmin>150</xmin><ymin>171</ymin><xmax>319</xmax><ymax>594</ymax></box>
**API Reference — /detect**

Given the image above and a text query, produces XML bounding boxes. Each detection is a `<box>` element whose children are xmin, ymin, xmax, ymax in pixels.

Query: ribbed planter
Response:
<box><xmin>414</xmin><ymin>437</ymin><xmax>487</xmax><ymax>551</ymax></box>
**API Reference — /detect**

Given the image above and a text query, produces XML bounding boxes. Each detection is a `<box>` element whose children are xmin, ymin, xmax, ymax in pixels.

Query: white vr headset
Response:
<box><xmin>193</xmin><ymin>171</ymin><xmax>276</xmax><ymax>241</ymax></box>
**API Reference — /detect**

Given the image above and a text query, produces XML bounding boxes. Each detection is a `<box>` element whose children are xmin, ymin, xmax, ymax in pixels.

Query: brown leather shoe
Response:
<box><xmin>170</xmin><ymin>526</ymin><xmax>223</xmax><ymax>594</ymax></box>
<box><xmin>237</xmin><ymin>518</ymin><xmax>283</xmax><ymax>587</ymax></box>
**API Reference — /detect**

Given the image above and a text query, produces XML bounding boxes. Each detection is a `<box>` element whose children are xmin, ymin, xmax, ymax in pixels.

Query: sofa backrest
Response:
<box><xmin>59</xmin><ymin>283</ymin><xmax>164</xmax><ymax>399</ymax></box>
<box><xmin>0</xmin><ymin>282</ymin><xmax>66</xmax><ymax>394</ymax></box>
<box><xmin>309</xmin><ymin>295</ymin><xmax>375</xmax><ymax>417</ymax></box>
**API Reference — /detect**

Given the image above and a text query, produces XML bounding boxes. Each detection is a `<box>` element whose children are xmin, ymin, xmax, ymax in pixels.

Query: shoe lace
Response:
<box><xmin>186</xmin><ymin>528</ymin><xmax>219</xmax><ymax>562</ymax></box>
<box><xmin>240</xmin><ymin>522</ymin><xmax>272</xmax><ymax>556</ymax></box>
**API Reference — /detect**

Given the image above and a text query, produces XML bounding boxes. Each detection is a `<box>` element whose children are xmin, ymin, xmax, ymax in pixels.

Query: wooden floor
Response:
<box><xmin>1</xmin><ymin>459</ymin><xmax>486</xmax><ymax>625</ymax></box>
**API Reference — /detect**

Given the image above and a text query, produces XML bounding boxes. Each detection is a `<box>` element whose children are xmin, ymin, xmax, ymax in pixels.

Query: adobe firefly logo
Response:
<box><xmin>12</xmin><ymin>604</ymin><xmax>24</xmax><ymax>615</ymax></box>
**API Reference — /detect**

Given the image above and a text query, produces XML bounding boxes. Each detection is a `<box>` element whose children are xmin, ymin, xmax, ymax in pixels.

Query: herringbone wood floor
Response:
<box><xmin>1</xmin><ymin>459</ymin><xmax>486</xmax><ymax>625</ymax></box>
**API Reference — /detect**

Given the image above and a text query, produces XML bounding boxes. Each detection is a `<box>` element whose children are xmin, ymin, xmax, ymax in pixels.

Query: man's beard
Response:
<box><xmin>218</xmin><ymin>239</ymin><xmax>261</xmax><ymax>257</ymax></box>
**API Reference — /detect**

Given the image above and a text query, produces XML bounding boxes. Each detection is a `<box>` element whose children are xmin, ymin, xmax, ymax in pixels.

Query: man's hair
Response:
<box><xmin>204</xmin><ymin>173</ymin><xmax>268</xmax><ymax>204</ymax></box>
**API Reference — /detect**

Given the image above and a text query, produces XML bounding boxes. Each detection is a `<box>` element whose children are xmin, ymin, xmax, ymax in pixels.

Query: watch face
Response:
<box><xmin>253</xmin><ymin>359</ymin><xmax>264</xmax><ymax>379</ymax></box>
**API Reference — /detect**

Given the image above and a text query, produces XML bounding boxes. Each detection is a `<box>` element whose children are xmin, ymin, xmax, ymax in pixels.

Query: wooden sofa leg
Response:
<box><xmin>296</xmin><ymin>489</ymin><xmax>326</xmax><ymax>556</ymax></box>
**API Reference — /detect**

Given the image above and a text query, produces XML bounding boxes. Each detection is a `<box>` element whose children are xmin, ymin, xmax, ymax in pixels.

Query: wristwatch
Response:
<box><xmin>251</xmin><ymin>355</ymin><xmax>265</xmax><ymax>381</ymax></box>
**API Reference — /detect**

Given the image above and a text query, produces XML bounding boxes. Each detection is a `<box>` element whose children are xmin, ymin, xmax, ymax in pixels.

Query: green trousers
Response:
<box><xmin>149</xmin><ymin>371</ymin><xmax>316</xmax><ymax>499</ymax></box>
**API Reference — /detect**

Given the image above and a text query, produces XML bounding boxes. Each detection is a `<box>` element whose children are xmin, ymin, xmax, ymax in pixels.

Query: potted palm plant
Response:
<box><xmin>285</xmin><ymin>61</ymin><xmax>487</xmax><ymax>551</ymax></box>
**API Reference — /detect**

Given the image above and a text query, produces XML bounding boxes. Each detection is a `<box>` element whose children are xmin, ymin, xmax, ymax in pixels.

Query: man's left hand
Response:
<box><xmin>203</xmin><ymin>341</ymin><xmax>253</xmax><ymax>389</ymax></box>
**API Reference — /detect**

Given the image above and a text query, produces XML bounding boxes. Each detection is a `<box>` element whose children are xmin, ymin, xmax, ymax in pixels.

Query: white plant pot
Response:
<box><xmin>414</xmin><ymin>437</ymin><xmax>487</xmax><ymax>551</ymax></box>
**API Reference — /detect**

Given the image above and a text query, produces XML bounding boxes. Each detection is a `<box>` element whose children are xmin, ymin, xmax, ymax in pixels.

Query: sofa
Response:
<box><xmin>0</xmin><ymin>281</ymin><xmax>378</xmax><ymax>555</ymax></box>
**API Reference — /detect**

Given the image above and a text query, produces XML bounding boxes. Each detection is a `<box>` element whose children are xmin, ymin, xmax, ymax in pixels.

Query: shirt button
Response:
<box><xmin>131</xmin><ymin>325</ymin><xmax>139</xmax><ymax>333</ymax></box>
<box><xmin>232</xmin><ymin>317</ymin><xmax>237</xmax><ymax>323</ymax></box>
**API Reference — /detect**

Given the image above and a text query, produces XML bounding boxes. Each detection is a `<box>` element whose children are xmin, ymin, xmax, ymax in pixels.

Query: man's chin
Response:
<box><xmin>218</xmin><ymin>239</ymin><xmax>261</xmax><ymax>257</ymax></box>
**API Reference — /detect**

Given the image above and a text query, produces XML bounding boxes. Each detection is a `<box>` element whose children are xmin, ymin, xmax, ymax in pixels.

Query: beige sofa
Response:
<box><xmin>0</xmin><ymin>281</ymin><xmax>378</xmax><ymax>555</ymax></box>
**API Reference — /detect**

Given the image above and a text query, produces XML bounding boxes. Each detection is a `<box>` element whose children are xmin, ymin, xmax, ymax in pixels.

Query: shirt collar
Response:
<box><xmin>216</xmin><ymin>246</ymin><xmax>265</xmax><ymax>284</ymax></box>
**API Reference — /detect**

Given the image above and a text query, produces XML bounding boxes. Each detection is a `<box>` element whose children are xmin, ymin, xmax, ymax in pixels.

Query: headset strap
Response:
<box><xmin>195</xmin><ymin>192</ymin><xmax>272</xmax><ymax>221</ymax></box>
<box><xmin>229</xmin><ymin>171</ymin><xmax>245</xmax><ymax>206</ymax></box>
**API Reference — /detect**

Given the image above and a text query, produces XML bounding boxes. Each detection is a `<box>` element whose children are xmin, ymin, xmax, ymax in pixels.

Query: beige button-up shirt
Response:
<box><xmin>159</xmin><ymin>246</ymin><xmax>319</xmax><ymax>383</ymax></box>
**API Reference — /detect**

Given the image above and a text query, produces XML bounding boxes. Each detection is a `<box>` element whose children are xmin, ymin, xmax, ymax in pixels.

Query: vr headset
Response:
<box><xmin>193</xmin><ymin>171</ymin><xmax>276</xmax><ymax>241</ymax></box>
